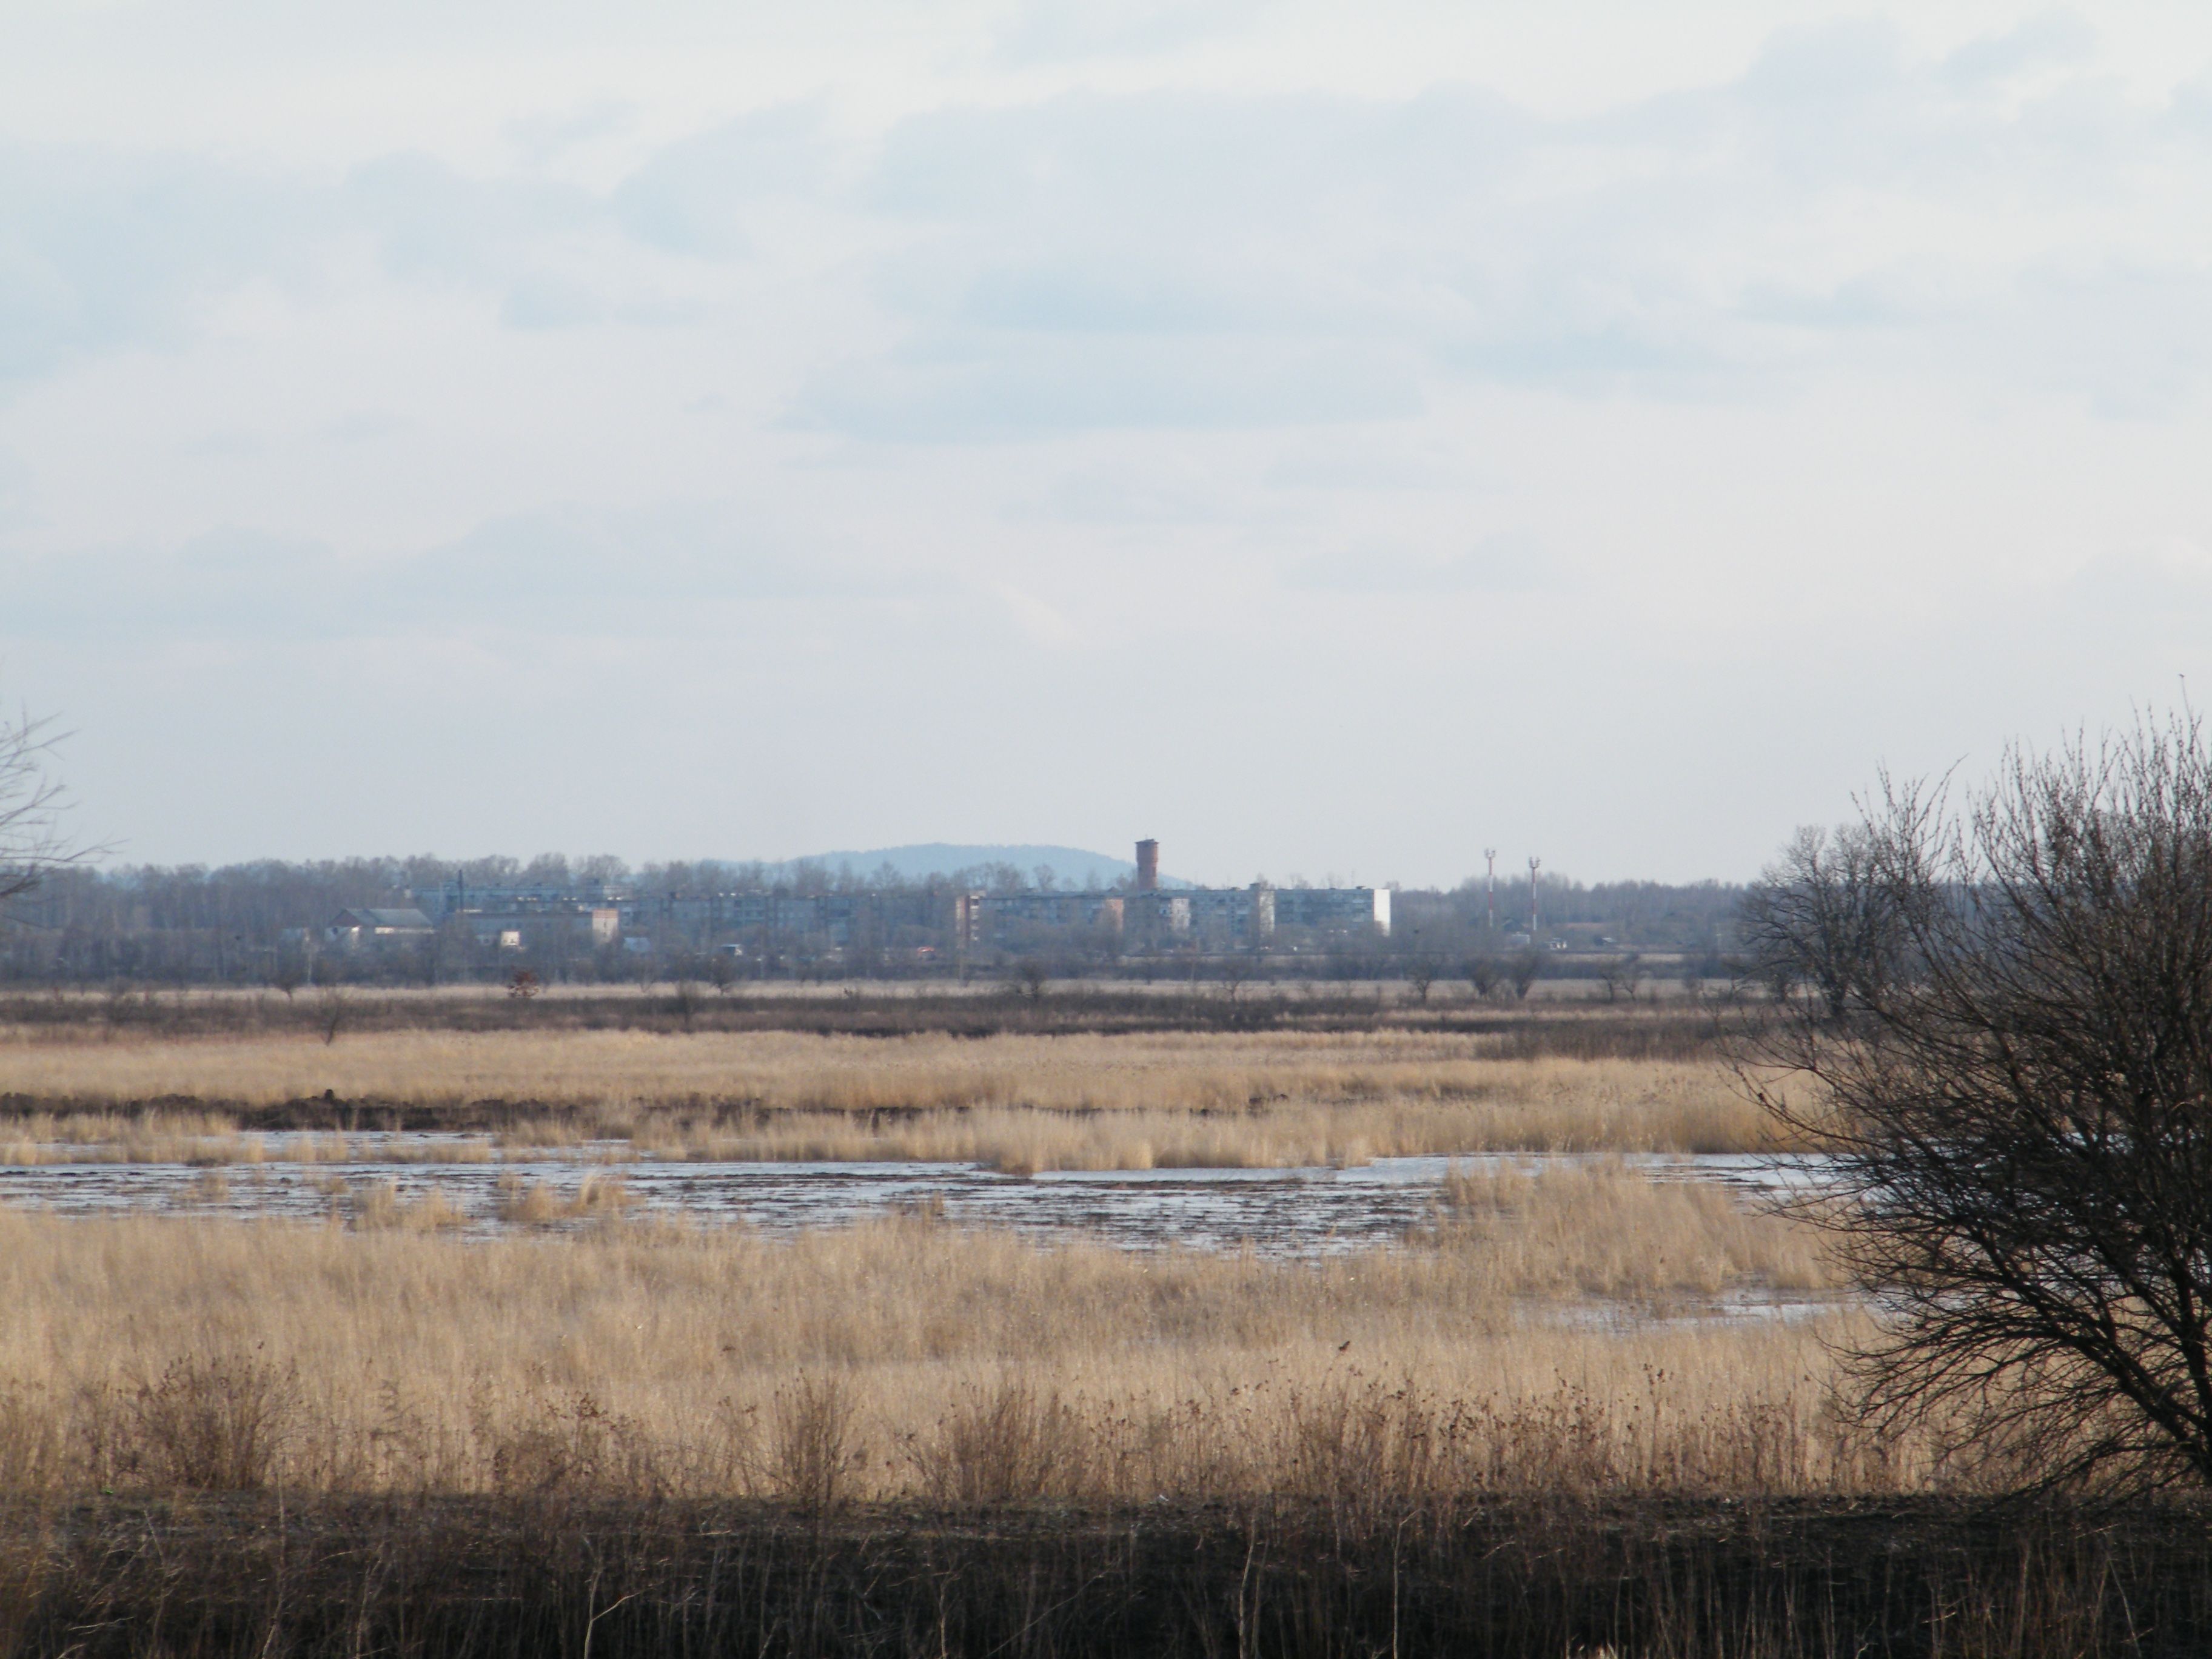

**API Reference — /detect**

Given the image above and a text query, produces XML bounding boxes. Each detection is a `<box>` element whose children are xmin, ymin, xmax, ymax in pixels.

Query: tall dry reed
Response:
<box><xmin>0</xmin><ymin>1168</ymin><xmax>1885</xmax><ymax>1507</ymax></box>
<box><xmin>0</xmin><ymin>1030</ymin><xmax>1797</xmax><ymax>1167</ymax></box>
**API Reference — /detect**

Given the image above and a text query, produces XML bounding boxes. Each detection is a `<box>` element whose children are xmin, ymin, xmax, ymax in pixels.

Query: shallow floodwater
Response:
<box><xmin>0</xmin><ymin>1135</ymin><xmax>1831</xmax><ymax>1259</ymax></box>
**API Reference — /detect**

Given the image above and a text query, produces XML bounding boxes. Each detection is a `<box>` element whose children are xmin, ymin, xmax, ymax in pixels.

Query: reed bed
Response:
<box><xmin>345</xmin><ymin>1178</ymin><xmax>469</xmax><ymax>1232</ymax></box>
<box><xmin>0</xmin><ymin>1027</ymin><xmax>1740</xmax><ymax>1115</ymax></box>
<box><xmin>491</xmin><ymin>1170</ymin><xmax>637</xmax><ymax>1224</ymax></box>
<box><xmin>0</xmin><ymin>1030</ymin><xmax>1793</xmax><ymax>1167</ymax></box>
<box><xmin>1432</xmin><ymin>1159</ymin><xmax>1833</xmax><ymax>1298</ymax></box>
<box><xmin>0</xmin><ymin>1163</ymin><xmax>1878</xmax><ymax>1507</ymax></box>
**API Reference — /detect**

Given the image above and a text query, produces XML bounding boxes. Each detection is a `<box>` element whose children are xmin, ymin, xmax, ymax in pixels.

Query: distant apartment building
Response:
<box><xmin>441</xmin><ymin>908</ymin><xmax>620</xmax><ymax>951</ymax></box>
<box><xmin>620</xmin><ymin>889</ymin><xmax>945</xmax><ymax>950</ymax></box>
<box><xmin>1272</xmin><ymin>885</ymin><xmax>1392</xmax><ymax>936</ymax></box>
<box><xmin>326</xmin><ymin>907</ymin><xmax>434</xmax><ymax>947</ymax></box>
<box><xmin>954</xmin><ymin>846</ymin><xmax>1384</xmax><ymax>950</ymax></box>
<box><xmin>412</xmin><ymin>882</ymin><xmax>623</xmax><ymax>923</ymax></box>
<box><xmin>403</xmin><ymin>840</ymin><xmax>1388</xmax><ymax>959</ymax></box>
<box><xmin>954</xmin><ymin>890</ymin><xmax>1130</xmax><ymax>947</ymax></box>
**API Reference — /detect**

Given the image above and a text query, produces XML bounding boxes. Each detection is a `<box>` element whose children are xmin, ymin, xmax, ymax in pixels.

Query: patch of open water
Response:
<box><xmin>0</xmin><ymin>1135</ymin><xmax>1835</xmax><ymax>1260</ymax></box>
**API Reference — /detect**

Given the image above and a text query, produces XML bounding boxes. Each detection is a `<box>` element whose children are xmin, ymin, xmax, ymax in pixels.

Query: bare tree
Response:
<box><xmin>1740</xmin><ymin>714</ymin><xmax>2212</xmax><ymax>1490</ymax></box>
<box><xmin>0</xmin><ymin>706</ymin><xmax>92</xmax><ymax>905</ymax></box>
<box><xmin>1404</xmin><ymin>957</ymin><xmax>1436</xmax><ymax>1005</ymax></box>
<box><xmin>1218</xmin><ymin>953</ymin><xmax>1255</xmax><ymax>1002</ymax></box>
<box><xmin>1598</xmin><ymin>952</ymin><xmax>1641</xmax><ymax>1004</ymax></box>
<box><xmin>1738</xmin><ymin>823</ymin><xmax>1899</xmax><ymax>1021</ymax></box>
<box><xmin>1465</xmin><ymin>957</ymin><xmax>1501</xmax><ymax>1000</ymax></box>
<box><xmin>669</xmin><ymin>979</ymin><xmax>705</xmax><ymax>1032</ymax></box>
<box><xmin>1507</xmin><ymin>949</ymin><xmax>1544</xmax><ymax>1001</ymax></box>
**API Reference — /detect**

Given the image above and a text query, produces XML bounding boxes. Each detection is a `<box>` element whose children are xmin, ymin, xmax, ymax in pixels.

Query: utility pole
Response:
<box><xmin>1484</xmin><ymin>850</ymin><xmax>1497</xmax><ymax>933</ymax></box>
<box><xmin>1528</xmin><ymin>857</ymin><xmax>1541</xmax><ymax>938</ymax></box>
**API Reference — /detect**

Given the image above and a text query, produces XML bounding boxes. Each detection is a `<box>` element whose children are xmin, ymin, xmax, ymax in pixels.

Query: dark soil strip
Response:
<box><xmin>0</xmin><ymin>990</ymin><xmax>1733</xmax><ymax>1053</ymax></box>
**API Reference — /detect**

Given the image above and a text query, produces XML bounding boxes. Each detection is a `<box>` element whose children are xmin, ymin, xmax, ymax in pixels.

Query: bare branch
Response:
<box><xmin>1732</xmin><ymin>709</ymin><xmax>2212</xmax><ymax>1493</ymax></box>
<box><xmin>0</xmin><ymin>704</ymin><xmax>95</xmax><ymax>906</ymax></box>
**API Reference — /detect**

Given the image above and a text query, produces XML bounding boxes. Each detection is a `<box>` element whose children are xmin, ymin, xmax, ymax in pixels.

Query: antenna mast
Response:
<box><xmin>1528</xmin><ymin>857</ymin><xmax>1541</xmax><ymax>937</ymax></box>
<box><xmin>1483</xmin><ymin>849</ymin><xmax>1497</xmax><ymax>932</ymax></box>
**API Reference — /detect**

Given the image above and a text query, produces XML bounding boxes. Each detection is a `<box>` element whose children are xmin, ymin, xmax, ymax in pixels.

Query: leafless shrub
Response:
<box><xmin>1739</xmin><ymin>711</ymin><xmax>2212</xmax><ymax>1492</ymax></box>
<box><xmin>125</xmin><ymin>1352</ymin><xmax>298</xmax><ymax>1492</ymax></box>
<box><xmin>485</xmin><ymin>1390</ymin><xmax>663</xmax><ymax>1498</ymax></box>
<box><xmin>770</xmin><ymin>1376</ymin><xmax>862</xmax><ymax>1511</ymax></box>
<box><xmin>911</xmin><ymin>1379</ymin><xmax>1081</xmax><ymax>1506</ymax></box>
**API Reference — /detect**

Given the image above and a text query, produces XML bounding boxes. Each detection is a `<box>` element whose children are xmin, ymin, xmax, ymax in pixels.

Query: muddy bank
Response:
<box><xmin>0</xmin><ymin>988</ymin><xmax>1732</xmax><ymax>1053</ymax></box>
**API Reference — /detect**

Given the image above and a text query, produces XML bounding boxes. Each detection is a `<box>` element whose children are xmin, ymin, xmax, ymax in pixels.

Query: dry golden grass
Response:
<box><xmin>346</xmin><ymin>1179</ymin><xmax>469</xmax><ymax>1232</ymax></box>
<box><xmin>0</xmin><ymin>1108</ymin><xmax>258</xmax><ymax>1167</ymax></box>
<box><xmin>1434</xmin><ymin>1159</ymin><xmax>1834</xmax><ymax>1298</ymax></box>
<box><xmin>0</xmin><ymin>1028</ymin><xmax>1794</xmax><ymax>1168</ymax></box>
<box><xmin>492</xmin><ymin>1171</ymin><xmax>637</xmax><ymax>1225</ymax></box>
<box><xmin>0</xmin><ymin>1027</ymin><xmax>1722</xmax><ymax>1115</ymax></box>
<box><xmin>0</xmin><ymin>1164</ymin><xmax>1886</xmax><ymax>1504</ymax></box>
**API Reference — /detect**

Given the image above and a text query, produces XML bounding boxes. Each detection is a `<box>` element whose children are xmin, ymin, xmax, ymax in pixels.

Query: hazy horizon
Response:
<box><xmin>67</xmin><ymin>839</ymin><xmax>1714</xmax><ymax>895</ymax></box>
<box><xmin>7</xmin><ymin>1</ymin><xmax>2210</xmax><ymax>887</ymax></box>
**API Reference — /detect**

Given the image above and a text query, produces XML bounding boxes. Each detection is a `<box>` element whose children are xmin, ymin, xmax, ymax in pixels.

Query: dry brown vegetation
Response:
<box><xmin>1432</xmin><ymin>1159</ymin><xmax>1833</xmax><ymax>1299</ymax></box>
<box><xmin>0</xmin><ymin>1028</ymin><xmax>1795</xmax><ymax>1169</ymax></box>
<box><xmin>0</xmin><ymin>1162</ymin><xmax>1879</xmax><ymax>1509</ymax></box>
<box><xmin>2</xmin><ymin>1016</ymin><xmax>2163</xmax><ymax>1655</ymax></box>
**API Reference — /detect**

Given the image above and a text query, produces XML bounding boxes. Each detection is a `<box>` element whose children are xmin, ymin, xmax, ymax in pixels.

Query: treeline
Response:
<box><xmin>1398</xmin><ymin>875</ymin><xmax>1744</xmax><ymax>953</ymax></box>
<box><xmin>0</xmin><ymin>859</ymin><xmax>1017</xmax><ymax>985</ymax></box>
<box><xmin>9</xmin><ymin>852</ymin><xmax>1048</xmax><ymax>933</ymax></box>
<box><xmin>0</xmin><ymin>856</ymin><xmax>1748</xmax><ymax>987</ymax></box>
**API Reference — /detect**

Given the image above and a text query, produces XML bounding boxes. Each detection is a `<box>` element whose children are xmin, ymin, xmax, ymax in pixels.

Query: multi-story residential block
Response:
<box><xmin>405</xmin><ymin>840</ymin><xmax>1388</xmax><ymax>958</ymax></box>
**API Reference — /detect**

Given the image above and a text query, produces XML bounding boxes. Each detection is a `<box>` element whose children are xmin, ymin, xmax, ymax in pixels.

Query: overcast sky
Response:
<box><xmin>5</xmin><ymin>1</ymin><xmax>2210</xmax><ymax>887</ymax></box>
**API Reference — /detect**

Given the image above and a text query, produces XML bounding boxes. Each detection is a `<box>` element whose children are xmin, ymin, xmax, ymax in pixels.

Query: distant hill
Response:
<box><xmin>748</xmin><ymin>843</ymin><xmax>1168</xmax><ymax>890</ymax></box>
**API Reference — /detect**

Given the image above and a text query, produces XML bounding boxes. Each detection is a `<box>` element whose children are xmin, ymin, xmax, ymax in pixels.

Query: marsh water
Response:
<box><xmin>0</xmin><ymin>1132</ymin><xmax>1829</xmax><ymax>1259</ymax></box>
